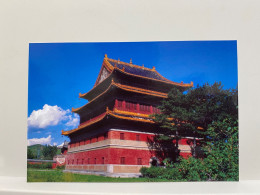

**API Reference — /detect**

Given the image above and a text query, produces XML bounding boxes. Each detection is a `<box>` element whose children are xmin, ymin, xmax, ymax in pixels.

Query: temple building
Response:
<box><xmin>62</xmin><ymin>54</ymin><xmax>195</xmax><ymax>177</ymax></box>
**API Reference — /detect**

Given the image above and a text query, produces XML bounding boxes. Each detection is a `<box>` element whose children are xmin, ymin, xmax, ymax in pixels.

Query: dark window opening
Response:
<box><xmin>137</xmin><ymin>158</ymin><xmax>142</xmax><ymax>165</ymax></box>
<box><xmin>104</xmin><ymin>132</ymin><xmax>108</xmax><ymax>140</ymax></box>
<box><xmin>136</xmin><ymin>134</ymin><xmax>140</xmax><ymax>141</ymax></box>
<box><xmin>120</xmin><ymin>133</ymin><xmax>125</xmax><ymax>140</ymax></box>
<box><xmin>120</xmin><ymin>157</ymin><xmax>125</xmax><ymax>164</ymax></box>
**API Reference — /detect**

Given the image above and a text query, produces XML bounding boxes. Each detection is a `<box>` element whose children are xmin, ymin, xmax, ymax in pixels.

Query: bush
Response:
<box><xmin>27</xmin><ymin>162</ymin><xmax>53</xmax><ymax>169</ymax></box>
<box><xmin>56</xmin><ymin>165</ymin><xmax>65</xmax><ymax>170</ymax></box>
<box><xmin>140</xmin><ymin>166</ymin><xmax>183</xmax><ymax>180</ymax></box>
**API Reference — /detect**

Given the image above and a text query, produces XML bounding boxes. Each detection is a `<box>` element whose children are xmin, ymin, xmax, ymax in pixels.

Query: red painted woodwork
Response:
<box><xmin>52</xmin><ymin>163</ymin><xmax>57</xmax><ymax>169</ymax></box>
<box><xmin>114</xmin><ymin>99</ymin><xmax>161</xmax><ymax>115</ymax></box>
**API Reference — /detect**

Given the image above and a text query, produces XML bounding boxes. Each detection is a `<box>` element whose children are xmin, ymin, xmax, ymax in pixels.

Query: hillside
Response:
<box><xmin>28</xmin><ymin>144</ymin><xmax>61</xmax><ymax>159</ymax></box>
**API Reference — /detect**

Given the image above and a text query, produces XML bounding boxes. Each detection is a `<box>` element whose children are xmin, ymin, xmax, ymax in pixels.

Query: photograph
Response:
<box><xmin>27</xmin><ymin>41</ymin><xmax>238</xmax><ymax>182</ymax></box>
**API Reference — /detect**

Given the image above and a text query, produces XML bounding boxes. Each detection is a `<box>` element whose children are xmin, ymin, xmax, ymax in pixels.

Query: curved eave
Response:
<box><xmin>62</xmin><ymin>108</ymin><xmax>154</xmax><ymax>136</ymax></box>
<box><xmin>62</xmin><ymin>108</ymin><xmax>204</xmax><ymax>136</ymax></box>
<box><xmin>61</xmin><ymin>112</ymin><xmax>107</xmax><ymax>136</ymax></box>
<box><xmin>72</xmin><ymin>80</ymin><xmax>168</xmax><ymax>114</ymax></box>
<box><xmin>79</xmin><ymin>57</ymin><xmax>193</xmax><ymax>100</ymax></box>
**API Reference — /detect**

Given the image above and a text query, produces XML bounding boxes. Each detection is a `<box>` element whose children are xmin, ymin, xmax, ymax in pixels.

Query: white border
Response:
<box><xmin>1</xmin><ymin>0</ymin><xmax>260</xmax><ymax>194</ymax></box>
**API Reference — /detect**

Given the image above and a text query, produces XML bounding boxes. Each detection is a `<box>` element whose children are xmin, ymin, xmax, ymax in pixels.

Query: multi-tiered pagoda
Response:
<box><xmin>62</xmin><ymin>54</ymin><xmax>195</xmax><ymax>177</ymax></box>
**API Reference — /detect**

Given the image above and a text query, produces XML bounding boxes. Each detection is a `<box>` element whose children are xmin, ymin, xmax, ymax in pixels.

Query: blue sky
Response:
<box><xmin>27</xmin><ymin>41</ymin><xmax>238</xmax><ymax>146</ymax></box>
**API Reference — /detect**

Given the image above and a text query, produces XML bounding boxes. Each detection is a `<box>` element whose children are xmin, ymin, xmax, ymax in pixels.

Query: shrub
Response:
<box><xmin>56</xmin><ymin>165</ymin><xmax>65</xmax><ymax>170</ymax></box>
<box><xmin>140</xmin><ymin>166</ymin><xmax>183</xmax><ymax>180</ymax></box>
<box><xmin>27</xmin><ymin>162</ymin><xmax>53</xmax><ymax>169</ymax></box>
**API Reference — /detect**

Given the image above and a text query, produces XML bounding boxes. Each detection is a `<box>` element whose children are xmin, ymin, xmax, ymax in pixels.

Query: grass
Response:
<box><xmin>27</xmin><ymin>168</ymin><xmax>170</xmax><ymax>182</ymax></box>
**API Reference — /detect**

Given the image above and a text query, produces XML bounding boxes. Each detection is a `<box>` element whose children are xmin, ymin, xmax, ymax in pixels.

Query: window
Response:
<box><xmin>140</xmin><ymin>104</ymin><xmax>150</xmax><ymax>112</ymax></box>
<box><xmin>126</xmin><ymin>102</ymin><xmax>130</xmax><ymax>109</ymax></box>
<box><xmin>136</xmin><ymin>134</ymin><xmax>140</xmax><ymax>141</ymax></box>
<box><xmin>137</xmin><ymin>158</ymin><xmax>142</xmax><ymax>165</ymax></box>
<box><xmin>94</xmin><ymin>158</ymin><xmax>97</xmax><ymax>164</ymax></box>
<box><xmin>125</xmin><ymin>101</ymin><xmax>137</xmax><ymax>110</ymax></box>
<box><xmin>120</xmin><ymin>157</ymin><xmax>125</xmax><ymax>164</ymax></box>
<box><xmin>82</xmin><ymin>159</ymin><xmax>84</xmax><ymax>164</ymax></box>
<box><xmin>120</xmin><ymin>133</ymin><xmax>124</xmax><ymax>140</ymax></box>
<box><xmin>88</xmin><ymin>158</ymin><xmax>90</xmax><ymax>164</ymax></box>
<box><xmin>133</xmin><ymin>103</ymin><xmax>137</xmax><ymax>110</ymax></box>
<box><xmin>118</xmin><ymin>100</ymin><xmax>123</xmax><ymax>108</ymax></box>
<box><xmin>72</xmin><ymin>160</ymin><xmax>74</xmax><ymax>165</ymax></box>
<box><xmin>101</xmin><ymin>157</ymin><xmax>105</xmax><ymax>164</ymax></box>
<box><xmin>153</xmin><ymin>107</ymin><xmax>160</xmax><ymax>114</ymax></box>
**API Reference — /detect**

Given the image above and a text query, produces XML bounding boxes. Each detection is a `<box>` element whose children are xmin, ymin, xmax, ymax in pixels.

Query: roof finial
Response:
<box><xmin>152</xmin><ymin>66</ymin><xmax>156</xmax><ymax>71</ymax></box>
<box><xmin>181</xmin><ymin>81</ymin><xmax>183</xmax><ymax>84</ymax></box>
<box><xmin>191</xmin><ymin>81</ymin><xmax>194</xmax><ymax>87</ymax></box>
<box><xmin>104</xmin><ymin>54</ymin><xmax>108</xmax><ymax>59</ymax></box>
<box><xmin>130</xmin><ymin>58</ymin><xmax>132</xmax><ymax>64</ymax></box>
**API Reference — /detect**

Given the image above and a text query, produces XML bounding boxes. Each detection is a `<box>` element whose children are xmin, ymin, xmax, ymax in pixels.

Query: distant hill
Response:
<box><xmin>28</xmin><ymin>144</ymin><xmax>61</xmax><ymax>159</ymax></box>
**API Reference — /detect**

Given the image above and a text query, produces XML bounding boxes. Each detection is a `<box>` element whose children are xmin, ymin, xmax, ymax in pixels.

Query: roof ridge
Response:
<box><xmin>106</xmin><ymin>57</ymin><xmax>156</xmax><ymax>72</ymax></box>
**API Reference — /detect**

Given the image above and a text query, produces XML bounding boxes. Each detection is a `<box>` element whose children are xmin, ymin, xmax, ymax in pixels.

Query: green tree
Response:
<box><xmin>152</xmin><ymin>82</ymin><xmax>237</xmax><ymax>160</ymax></box>
<box><xmin>42</xmin><ymin>145</ymin><xmax>58</xmax><ymax>160</ymax></box>
<box><xmin>27</xmin><ymin>148</ymin><xmax>35</xmax><ymax>159</ymax></box>
<box><xmin>202</xmin><ymin>118</ymin><xmax>238</xmax><ymax>181</ymax></box>
<box><xmin>144</xmin><ymin>82</ymin><xmax>238</xmax><ymax>181</ymax></box>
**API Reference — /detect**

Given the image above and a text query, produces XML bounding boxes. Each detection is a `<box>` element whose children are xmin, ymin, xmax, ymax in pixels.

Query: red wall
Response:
<box><xmin>68</xmin><ymin>130</ymin><xmax>196</xmax><ymax>150</ymax></box>
<box><xmin>66</xmin><ymin>148</ymin><xmax>152</xmax><ymax>165</ymax></box>
<box><xmin>66</xmin><ymin>148</ymin><xmax>110</xmax><ymax>165</ymax></box>
<box><xmin>66</xmin><ymin>130</ymin><xmax>196</xmax><ymax>166</ymax></box>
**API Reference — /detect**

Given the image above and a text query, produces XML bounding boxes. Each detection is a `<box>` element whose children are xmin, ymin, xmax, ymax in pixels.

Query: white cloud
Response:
<box><xmin>53</xmin><ymin>142</ymin><xmax>57</xmax><ymax>146</ymax></box>
<box><xmin>65</xmin><ymin>113</ymin><xmax>80</xmax><ymax>128</ymax></box>
<box><xmin>28</xmin><ymin>104</ymin><xmax>79</xmax><ymax>129</ymax></box>
<box><xmin>27</xmin><ymin>135</ymin><xmax>52</xmax><ymax>146</ymax></box>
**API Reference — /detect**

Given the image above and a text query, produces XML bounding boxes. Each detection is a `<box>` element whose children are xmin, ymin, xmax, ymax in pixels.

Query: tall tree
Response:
<box><xmin>27</xmin><ymin>148</ymin><xmax>35</xmax><ymax>159</ymax></box>
<box><xmin>42</xmin><ymin>145</ymin><xmax>58</xmax><ymax>160</ymax></box>
<box><xmin>152</xmin><ymin>82</ymin><xmax>238</xmax><ymax>161</ymax></box>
